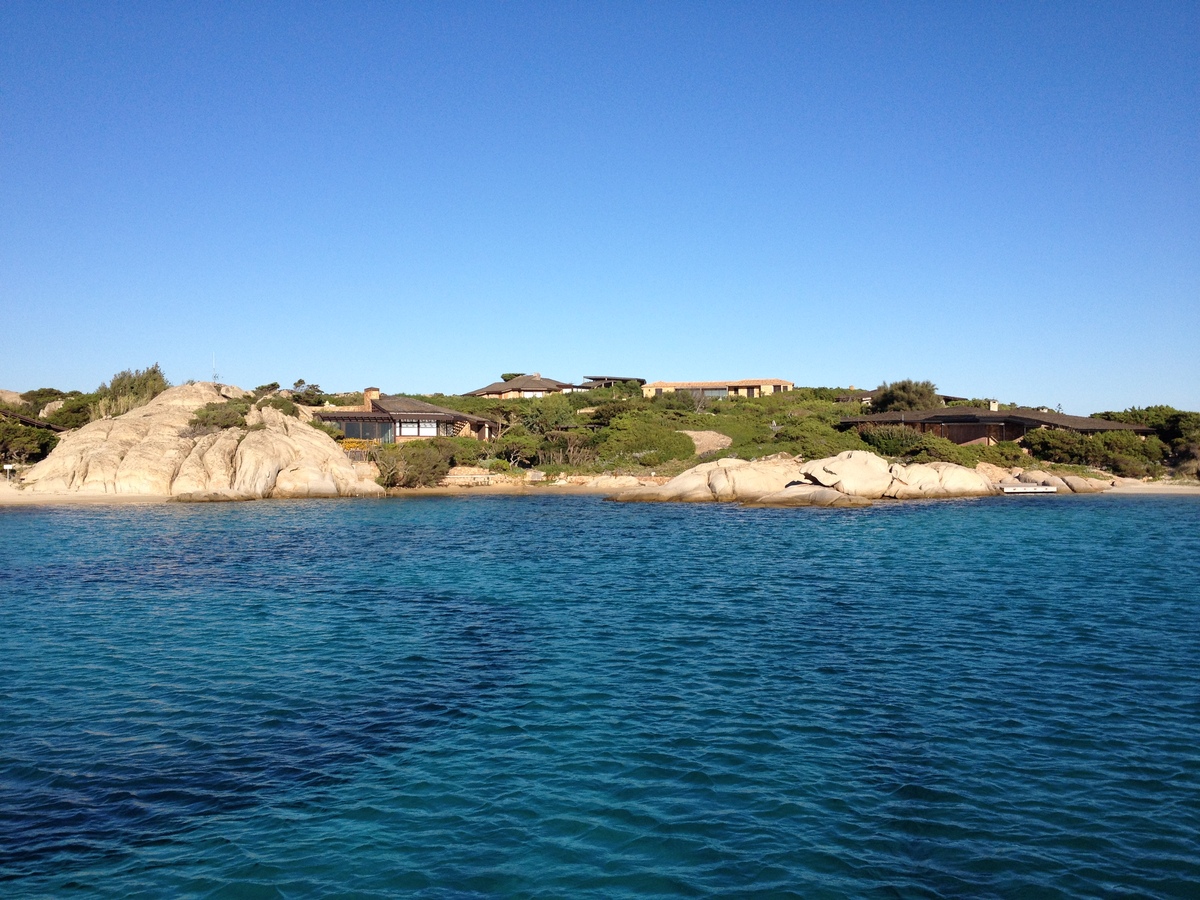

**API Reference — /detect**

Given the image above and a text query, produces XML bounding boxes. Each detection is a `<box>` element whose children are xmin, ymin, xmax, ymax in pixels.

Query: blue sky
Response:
<box><xmin>1</xmin><ymin>2</ymin><xmax>1196</xmax><ymax>412</ymax></box>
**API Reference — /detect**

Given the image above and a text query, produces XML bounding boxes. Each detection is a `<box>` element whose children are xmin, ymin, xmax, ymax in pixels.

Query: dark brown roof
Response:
<box><xmin>465</xmin><ymin>374</ymin><xmax>577</xmax><ymax>396</ymax></box>
<box><xmin>316</xmin><ymin>395</ymin><xmax>494</xmax><ymax>426</ymax></box>
<box><xmin>841</xmin><ymin>407</ymin><xmax>1154</xmax><ymax>434</ymax></box>
<box><xmin>0</xmin><ymin>408</ymin><xmax>67</xmax><ymax>432</ymax></box>
<box><xmin>581</xmin><ymin>375</ymin><xmax>647</xmax><ymax>387</ymax></box>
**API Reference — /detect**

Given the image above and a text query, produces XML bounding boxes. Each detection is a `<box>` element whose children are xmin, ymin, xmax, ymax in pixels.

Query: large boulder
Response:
<box><xmin>23</xmin><ymin>383</ymin><xmax>383</xmax><ymax>499</ymax></box>
<box><xmin>1065</xmin><ymin>475</ymin><xmax>1099</xmax><ymax>496</ymax></box>
<box><xmin>884</xmin><ymin>462</ymin><xmax>946</xmax><ymax>499</ymax></box>
<box><xmin>798</xmin><ymin>450</ymin><xmax>893</xmax><ymax>499</ymax></box>
<box><xmin>925</xmin><ymin>462</ymin><xmax>996</xmax><ymax>496</ymax></box>
<box><xmin>615</xmin><ymin>456</ymin><xmax>803</xmax><ymax>503</ymax></box>
<box><xmin>751</xmin><ymin>484</ymin><xmax>872</xmax><ymax>508</ymax></box>
<box><xmin>974</xmin><ymin>462</ymin><xmax>1012</xmax><ymax>486</ymax></box>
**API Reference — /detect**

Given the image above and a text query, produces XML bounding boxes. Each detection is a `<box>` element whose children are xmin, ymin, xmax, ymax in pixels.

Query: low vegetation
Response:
<box><xmin>6</xmin><ymin>367</ymin><xmax>1199</xmax><ymax>484</ymax></box>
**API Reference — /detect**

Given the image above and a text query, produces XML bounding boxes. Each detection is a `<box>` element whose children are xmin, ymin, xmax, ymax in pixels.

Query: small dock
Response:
<box><xmin>1000</xmin><ymin>484</ymin><xmax>1057</xmax><ymax>494</ymax></box>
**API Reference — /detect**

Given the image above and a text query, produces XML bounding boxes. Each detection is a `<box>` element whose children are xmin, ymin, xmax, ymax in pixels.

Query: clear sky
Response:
<box><xmin>2</xmin><ymin>1</ymin><xmax>1196</xmax><ymax>413</ymax></box>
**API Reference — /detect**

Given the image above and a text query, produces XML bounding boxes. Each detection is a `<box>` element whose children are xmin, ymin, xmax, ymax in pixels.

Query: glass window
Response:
<box><xmin>345</xmin><ymin>421</ymin><xmax>361</xmax><ymax>439</ymax></box>
<box><xmin>419</xmin><ymin>420</ymin><xmax>437</xmax><ymax>436</ymax></box>
<box><xmin>400</xmin><ymin>421</ymin><xmax>418</xmax><ymax>436</ymax></box>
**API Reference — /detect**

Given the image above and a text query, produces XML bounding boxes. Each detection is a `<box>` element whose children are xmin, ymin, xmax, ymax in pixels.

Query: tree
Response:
<box><xmin>500</xmin><ymin>373</ymin><xmax>525</xmax><ymax>382</ymax></box>
<box><xmin>0</xmin><ymin>420</ymin><xmax>59</xmax><ymax>463</ymax></box>
<box><xmin>874</xmin><ymin>380</ymin><xmax>941</xmax><ymax>412</ymax></box>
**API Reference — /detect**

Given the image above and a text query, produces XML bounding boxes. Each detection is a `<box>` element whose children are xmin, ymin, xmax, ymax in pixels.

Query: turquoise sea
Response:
<box><xmin>1</xmin><ymin>494</ymin><xmax>1198</xmax><ymax>898</ymax></box>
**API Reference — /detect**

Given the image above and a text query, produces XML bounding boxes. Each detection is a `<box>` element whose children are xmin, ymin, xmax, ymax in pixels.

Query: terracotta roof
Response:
<box><xmin>841</xmin><ymin>407</ymin><xmax>1153</xmax><ymax>434</ymax></box>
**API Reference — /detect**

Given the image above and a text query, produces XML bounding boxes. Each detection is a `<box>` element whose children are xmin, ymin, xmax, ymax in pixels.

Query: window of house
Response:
<box><xmin>400</xmin><ymin>420</ymin><xmax>419</xmax><ymax>436</ymax></box>
<box><xmin>418</xmin><ymin>420</ymin><xmax>437</xmax><ymax>436</ymax></box>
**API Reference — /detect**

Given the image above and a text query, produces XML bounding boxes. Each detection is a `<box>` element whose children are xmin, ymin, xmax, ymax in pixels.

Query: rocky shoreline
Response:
<box><xmin>609</xmin><ymin>450</ymin><xmax>1121</xmax><ymax>507</ymax></box>
<box><xmin>5</xmin><ymin>383</ymin><xmax>1193</xmax><ymax>507</ymax></box>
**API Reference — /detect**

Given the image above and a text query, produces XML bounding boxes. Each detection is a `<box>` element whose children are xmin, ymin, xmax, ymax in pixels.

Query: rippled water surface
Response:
<box><xmin>2</xmin><ymin>494</ymin><xmax>1199</xmax><ymax>897</ymax></box>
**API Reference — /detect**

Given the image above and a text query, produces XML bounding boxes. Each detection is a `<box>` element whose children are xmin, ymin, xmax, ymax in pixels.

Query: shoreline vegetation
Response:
<box><xmin>2</xmin><ymin>370</ymin><xmax>1198</xmax><ymax>505</ymax></box>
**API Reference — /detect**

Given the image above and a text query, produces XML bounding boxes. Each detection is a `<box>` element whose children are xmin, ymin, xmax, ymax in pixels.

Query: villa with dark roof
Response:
<box><xmin>465</xmin><ymin>373</ymin><xmax>579</xmax><ymax>399</ymax></box>
<box><xmin>841</xmin><ymin>407</ymin><xmax>1153</xmax><ymax>446</ymax></box>
<box><xmin>314</xmin><ymin>388</ymin><xmax>496</xmax><ymax>443</ymax></box>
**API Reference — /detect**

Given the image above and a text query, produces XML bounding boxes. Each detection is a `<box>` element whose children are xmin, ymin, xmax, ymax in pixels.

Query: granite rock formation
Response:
<box><xmin>22</xmin><ymin>382</ymin><xmax>382</xmax><ymax>499</ymax></box>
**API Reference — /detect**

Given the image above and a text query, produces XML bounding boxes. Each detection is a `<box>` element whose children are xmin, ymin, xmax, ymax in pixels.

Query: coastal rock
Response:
<box><xmin>974</xmin><ymin>462</ymin><xmax>1012</xmax><ymax>485</ymax></box>
<box><xmin>751</xmin><ymin>484</ymin><xmax>872</xmax><ymax>508</ymax></box>
<box><xmin>925</xmin><ymin>462</ymin><xmax>996</xmax><ymax>496</ymax></box>
<box><xmin>23</xmin><ymin>383</ymin><xmax>383</xmax><ymax>499</ymax></box>
<box><xmin>617</xmin><ymin>456</ymin><xmax>803</xmax><ymax>503</ymax></box>
<box><xmin>799</xmin><ymin>450</ymin><xmax>893</xmax><ymax>499</ymax></box>
<box><xmin>586</xmin><ymin>475</ymin><xmax>644</xmax><ymax>490</ymax></box>
<box><xmin>1018</xmin><ymin>470</ymin><xmax>1053</xmax><ymax>486</ymax></box>
<box><xmin>0</xmin><ymin>389</ymin><xmax>21</xmax><ymax>406</ymax></box>
<box><xmin>614</xmin><ymin>450</ymin><xmax>1002</xmax><ymax>507</ymax></box>
<box><xmin>39</xmin><ymin>399</ymin><xmax>65</xmax><ymax>419</ymax></box>
<box><xmin>884</xmin><ymin>462</ymin><xmax>945</xmax><ymax>499</ymax></box>
<box><xmin>707</xmin><ymin>456</ymin><xmax>802</xmax><ymax>501</ymax></box>
<box><xmin>1062</xmin><ymin>475</ymin><xmax>1103</xmax><ymax>494</ymax></box>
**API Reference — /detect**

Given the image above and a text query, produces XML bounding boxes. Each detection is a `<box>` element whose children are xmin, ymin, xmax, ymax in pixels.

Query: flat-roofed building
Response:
<box><xmin>641</xmin><ymin>379</ymin><xmax>794</xmax><ymax>399</ymax></box>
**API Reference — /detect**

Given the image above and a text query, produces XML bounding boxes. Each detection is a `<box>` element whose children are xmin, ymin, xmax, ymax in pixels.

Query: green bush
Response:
<box><xmin>859</xmin><ymin>424</ymin><xmax>923</xmax><ymax>457</ymax></box>
<box><xmin>46</xmin><ymin>394</ymin><xmax>98</xmax><ymax>429</ymax></box>
<box><xmin>188</xmin><ymin>398</ymin><xmax>252</xmax><ymax>433</ymax></box>
<box><xmin>874</xmin><ymin>379</ymin><xmax>941</xmax><ymax>412</ymax></box>
<box><xmin>597</xmin><ymin>416</ymin><xmax>695</xmax><ymax>466</ymax></box>
<box><xmin>494</xmin><ymin>432</ymin><xmax>541</xmax><ymax>468</ymax></box>
<box><xmin>0</xmin><ymin>420</ymin><xmax>59</xmax><ymax>463</ymax></box>
<box><xmin>773</xmin><ymin>415</ymin><xmax>867</xmax><ymax>459</ymax></box>
<box><xmin>1022</xmin><ymin>427</ymin><xmax>1165</xmax><ymax>475</ymax></box>
<box><xmin>309</xmin><ymin>420</ymin><xmax>343</xmax><ymax>440</ymax></box>
<box><xmin>257</xmin><ymin>396</ymin><xmax>298</xmax><ymax>418</ymax></box>
<box><xmin>908</xmin><ymin>434</ymin><xmax>978</xmax><ymax>466</ymax></box>
<box><xmin>395</xmin><ymin>441</ymin><xmax>452</xmax><ymax>487</ymax></box>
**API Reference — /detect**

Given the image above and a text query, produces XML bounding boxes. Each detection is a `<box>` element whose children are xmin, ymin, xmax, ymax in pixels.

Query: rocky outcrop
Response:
<box><xmin>0</xmin><ymin>389</ymin><xmax>21</xmax><ymax>406</ymax></box>
<box><xmin>22</xmin><ymin>383</ymin><xmax>383</xmax><ymax>499</ymax></box>
<box><xmin>613</xmin><ymin>449</ymin><xmax>1114</xmax><ymax>507</ymax></box>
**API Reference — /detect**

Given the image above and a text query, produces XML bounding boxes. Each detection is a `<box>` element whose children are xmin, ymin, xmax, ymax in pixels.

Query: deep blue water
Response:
<box><xmin>1</xmin><ymin>494</ymin><xmax>1198</xmax><ymax>898</ymax></box>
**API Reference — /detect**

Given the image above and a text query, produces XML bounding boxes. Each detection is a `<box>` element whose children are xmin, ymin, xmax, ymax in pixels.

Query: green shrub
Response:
<box><xmin>874</xmin><ymin>379</ymin><xmax>941</xmax><ymax>412</ymax></box>
<box><xmin>597</xmin><ymin>416</ymin><xmax>695</xmax><ymax>466</ymax></box>
<box><xmin>257</xmin><ymin>396</ymin><xmax>298</xmax><ymax>418</ymax></box>
<box><xmin>494</xmin><ymin>432</ymin><xmax>542</xmax><ymax>468</ymax></box>
<box><xmin>1023</xmin><ymin>427</ymin><xmax>1166</xmax><ymax>475</ymax></box>
<box><xmin>18</xmin><ymin>387</ymin><xmax>70</xmax><ymax>414</ymax></box>
<box><xmin>0</xmin><ymin>420</ymin><xmax>59</xmax><ymax>463</ymax></box>
<box><xmin>46</xmin><ymin>394</ymin><xmax>98</xmax><ymax>429</ymax></box>
<box><xmin>394</xmin><ymin>441</ymin><xmax>452</xmax><ymax>487</ymax></box>
<box><xmin>309</xmin><ymin>420</ymin><xmax>343</xmax><ymax>440</ymax></box>
<box><xmin>975</xmin><ymin>441</ymin><xmax>1027</xmax><ymax>467</ymax></box>
<box><xmin>859</xmin><ymin>424</ymin><xmax>923</xmax><ymax>457</ymax></box>
<box><xmin>773</xmin><ymin>416</ymin><xmax>868</xmax><ymax>459</ymax></box>
<box><xmin>188</xmin><ymin>398</ymin><xmax>252</xmax><ymax>433</ymax></box>
<box><xmin>908</xmin><ymin>434</ymin><xmax>978</xmax><ymax>466</ymax></box>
